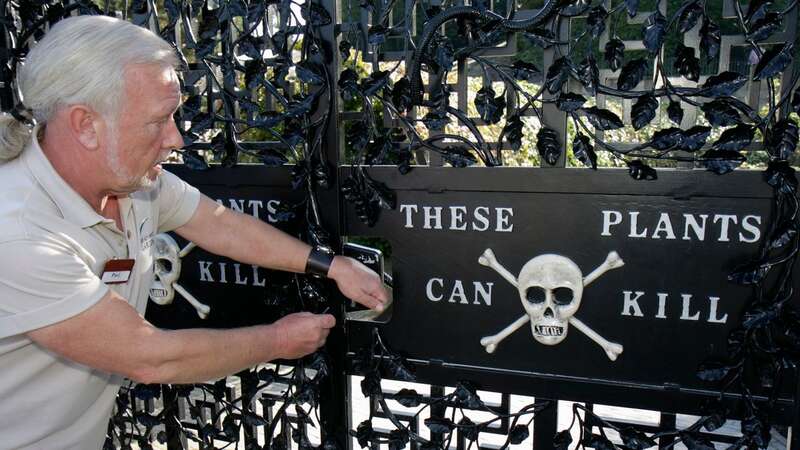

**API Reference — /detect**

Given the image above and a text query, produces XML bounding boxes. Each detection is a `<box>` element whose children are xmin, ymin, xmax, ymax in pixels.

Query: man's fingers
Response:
<box><xmin>317</xmin><ymin>313</ymin><xmax>336</xmax><ymax>328</ymax></box>
<box><xmin>366</xmin><ymin>285</ymin><xmax>390</xmax><ymax>310</ymax></box>
<box><xmin>316</xmin><ymin>328</ymin><xmax>330</xmax><ymax>347</ymax></box>
<box><xmin>374</xmin><ymin>284</ymin><xmax>390</xmax><ymax>303</ymax></box>
<box><xmin>370</xmin><ymin>295</ymin><xmax>386</xmax><ymax>312</ymax></box>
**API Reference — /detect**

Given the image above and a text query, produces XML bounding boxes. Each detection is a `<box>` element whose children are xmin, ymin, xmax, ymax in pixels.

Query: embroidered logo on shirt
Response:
<box><xmin>140</xmin><ymin>217</ymin><xmax>154</xmax><ymax>250</ymax></box>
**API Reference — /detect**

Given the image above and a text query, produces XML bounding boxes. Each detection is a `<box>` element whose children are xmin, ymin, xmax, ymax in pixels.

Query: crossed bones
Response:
<box><xmin>478</xmin><ymin>249</ymin><xmax>625</xmax><ymax>361</ymax></box>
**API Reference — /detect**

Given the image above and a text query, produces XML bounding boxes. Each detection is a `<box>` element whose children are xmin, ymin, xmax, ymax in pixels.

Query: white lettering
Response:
<box><xmin>266</xmin><ymin>200</ymin><xmax>280</xmax><ymax>223</ymax></box>
<box><xmin>400</xmin><ymin>204</ymin><xmax>418</xmax><ymax>229</ymax></box>
<box><xmin>228</xmin><ymin>199</ymin><xmax>245</xmax><ymax>213</ymax></box>
<box><xmin>605</xmin><ymin>211</ymin><xmax>760</xmax><ymax>243</ymax></box>
<box><xmin>473</xmin><ymin>206</ymin><xmax>490</xmax><ymax>231</ymax></box>
<box><xmin>740</xmin><ymin>215</ymin><xmax>762</xmax><ymax>243</ymax></box>
<box><xmin>396</xmin><ymin>204</ymin><xmax>513</xmax><ymax>232</ymax></box>
<box><xmin>450</xmin><ymin>206</ymin><xmax>467</xmax><ymax>231</ymax></box>
<box><xmin>252</xmin><ymin>265</ymin><xmax>266</xmax><ymax>287</ymax></box>
<box><xmin>448</xmin><ymin>280</ymin><xmax>468</xmax><ymax>304</ymax></box>
<box><xmin>495</xmin><ymin>208</ymin><xmax>514</xmax><ymax>232</ymax></box>
<box><xmin>218</xmin><ymin>262</ymin><xmax>227</xmax><ymax>283</ymax></box>
<box><xmin>629</xmin><ymin>212</ymin><xmax>648</xmax><ymax>238</ymax></box>
<box><xmin>248</xmin><ymin>200</ymin><xmax>263</xmax><ymax>219</ymax></box>
<box><xmin>423</xmin><ymin>206</ymin><xmax>443</xmax><ymax>230</ymax></box>
<box><xmin>199</xmin><ymin>261</ymin><xmax>214</xmax><ymax>282</ymax></box>
<box><xmin>473</xmin><ymin>282</ymin><xmax>493</xmax><ymax>306</ymax></box>
<box><xmin>619</xmin><ymin>291</ymin><xmax>728</xmax><ymax>324</ymax></box>
<box><xmin>621</xmin><ymin>291</ymin><xmax>645</xmax><ymax>317</ymax></box>
<box><xmin>652</xmin><ymin>213</ymin><xmax>676</xmax><ymax>239</ymax></box>
<box><xmin>708</xmin><ymin>296</ymin><xmax>728</xmax><ymax>323</ymax></box>
<box><xmin>234</xmin><ymin>263</ymin><xmax>249</xmax><ymax>285</ymax></box>
<box><xmin>655</xmin><ymin>292</ymin><xmax>668</xmax><ymax>319</ymax></box>
<box><xmin>680</xmin><ymin>294</ymin><xmax>701</xmax><ymax>320</ymax></box>
<box><xmin>601</xmin><ymin>210</ymin><xmax>622</xmax><ymax>236</ymax></box>
<box><xmin>713</xmin><ymin>214</ymin><xmax>738</xmax><ymax>242</ymax></box>
<box><xmin>683</xmin><ymin>214</ymin><xmax>708</xmax><ymax>241</ymax></box>
<box><xmin>426</xmin><ymin>278</ymin><xmax>444</xmax><ymax>301</ymax></box>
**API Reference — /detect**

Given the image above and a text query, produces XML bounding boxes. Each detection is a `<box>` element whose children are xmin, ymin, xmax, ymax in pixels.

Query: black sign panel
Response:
<box><xmin>144</xmin><ymin>165</ymin><xmax>306</xmax><ymax>330</ymax></box>
<box><xmin>150</xmin><ymin>165</ymin><xmax>796</xmax><ymax>416</ymax></box>
<box><xmin>344</xmin><ymin>167</ymin><xmax>794</xmax><ymax>414</ymax></box>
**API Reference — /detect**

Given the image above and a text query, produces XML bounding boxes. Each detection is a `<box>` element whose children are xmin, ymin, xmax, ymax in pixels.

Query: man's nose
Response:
<box><xmin>163</xmin><ymin>119</ymin><xmax>184</xmax><ymax>150</ymax></box>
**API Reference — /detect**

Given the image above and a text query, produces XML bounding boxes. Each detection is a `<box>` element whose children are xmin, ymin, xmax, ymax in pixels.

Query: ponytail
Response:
<box><xmin>0</xmin><ymin>113</ymin><xmax>33</xmax><ymax>162</ymax></box>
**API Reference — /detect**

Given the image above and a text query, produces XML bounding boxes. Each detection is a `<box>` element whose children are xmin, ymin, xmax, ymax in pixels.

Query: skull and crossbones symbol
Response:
<box><xmin>149</xmin><ymin>234</ymin><xmax>211</xmax><ymax>319</ymax></box>
<box><xmin>478</xmin><ymin>249</ymin><xmax>625</xmax><ymax>361</ymax></box>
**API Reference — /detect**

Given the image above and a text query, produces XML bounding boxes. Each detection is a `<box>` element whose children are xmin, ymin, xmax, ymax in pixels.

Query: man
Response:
<box><xmin>0</xmin><ymin>15</ymin><xmax>388</xmax><ymax>449</ymax></box>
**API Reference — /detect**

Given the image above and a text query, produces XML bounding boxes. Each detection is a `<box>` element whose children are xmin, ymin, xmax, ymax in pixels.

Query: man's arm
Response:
<box><xmin>174</xmin><ymin>195</ymin><xmax>388</xmax><ymax>311</ymax></box>
<box><xmin>27</xmin><ymin>290</ymin><xmax>335</xmax><ymax>384</ymax></box>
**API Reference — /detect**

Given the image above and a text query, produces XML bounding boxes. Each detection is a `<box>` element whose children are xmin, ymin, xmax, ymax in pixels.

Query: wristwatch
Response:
<box><xmin>305</xmin><ymin>245</ymin><xmax>335</xmax><ymax>277</ymax></box>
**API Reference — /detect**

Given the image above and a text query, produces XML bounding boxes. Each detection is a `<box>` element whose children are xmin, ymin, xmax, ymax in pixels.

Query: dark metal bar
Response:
<box><xmin>658</xmin><ymin>412</ymin><xmax>676</xmax><ymax>450</ymax></box>
<box><xmin>161</xmin><ymin>385</ymin><xmax>187</xmax><ymax>450</ymax></box>
<box><xmin>317</xmin><ymin>0</ymin><xmax>351</xmax><ymax>448</ymax></box>
<box><xmin>532</xmin><ymin>399</ymin><xmax>557</xmax><ymax>450</ymax></box>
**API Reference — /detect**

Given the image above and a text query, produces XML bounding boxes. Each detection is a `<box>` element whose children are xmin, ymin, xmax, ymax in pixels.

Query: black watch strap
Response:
<box><xmin>305</xmin><ymin>246</ymin><xmax>334</xmax><ymax>277</ymax></box>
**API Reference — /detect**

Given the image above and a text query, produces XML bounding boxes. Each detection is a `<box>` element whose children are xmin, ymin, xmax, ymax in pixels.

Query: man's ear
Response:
<box><xmin>67</xmin><ymin>105</ymin><xmax>103</xmax><ymax>150</ymax></box>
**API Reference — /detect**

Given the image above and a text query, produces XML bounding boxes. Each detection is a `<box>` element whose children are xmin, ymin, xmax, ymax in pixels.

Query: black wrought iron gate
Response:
<box><xmin>2</xmin><ymin>0</ymin><xmax>800</xmax><ymax>449</ymax></box>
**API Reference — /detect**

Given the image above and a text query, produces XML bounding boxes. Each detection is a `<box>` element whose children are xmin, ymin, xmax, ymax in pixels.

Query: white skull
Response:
<box><xmin>149</xmin><ymin>233</ymin><xmax>182</xmax><ymax>305</ymax></box>
<box><xmin>517</xmin><ymin>254</ymin><xmax>583</xmax><ymax>345</ymax></box>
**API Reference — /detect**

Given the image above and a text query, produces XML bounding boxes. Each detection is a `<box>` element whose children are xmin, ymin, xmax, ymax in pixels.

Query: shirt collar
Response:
<box><xmin>23</xmin><ymin>127</ymin><xmax>109</xmax><ymax>229</ymax></box>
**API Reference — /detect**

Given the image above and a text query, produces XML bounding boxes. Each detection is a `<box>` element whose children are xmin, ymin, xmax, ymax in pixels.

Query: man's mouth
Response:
<box><xmin>147</xmin><ymin>163</ymin><xmax>163</xmax><ymax>180</ymax></box>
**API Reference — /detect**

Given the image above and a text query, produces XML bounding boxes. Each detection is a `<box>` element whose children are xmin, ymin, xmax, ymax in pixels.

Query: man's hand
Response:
<box><xmin>328</xmin><ymin>256</ymin><xmax>389</xmax><ymax>311</ymax></box>
<box><xmin>273</xmin><ymin>312</ymin><xmax>336</xmax><ymax>359</ymax></box>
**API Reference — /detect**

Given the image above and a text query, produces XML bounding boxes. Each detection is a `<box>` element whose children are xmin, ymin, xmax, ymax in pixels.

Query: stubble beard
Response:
<box><xmin>106</xmin><ymin>131</ymin><xmax>157</xmax><ymax>192</ymax></box>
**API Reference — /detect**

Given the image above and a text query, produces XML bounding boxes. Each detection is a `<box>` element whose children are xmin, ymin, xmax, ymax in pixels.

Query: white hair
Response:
<box><xmin>0</xmin><ymin>15</ymin><xmax>180</xmax><ymax>162</ymax></box>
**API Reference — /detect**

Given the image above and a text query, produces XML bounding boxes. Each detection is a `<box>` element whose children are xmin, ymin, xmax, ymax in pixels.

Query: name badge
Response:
<box><xmin>101</xmin><ymin>259</ymin><xmax>136</xmax><ymax>284</ymax></box>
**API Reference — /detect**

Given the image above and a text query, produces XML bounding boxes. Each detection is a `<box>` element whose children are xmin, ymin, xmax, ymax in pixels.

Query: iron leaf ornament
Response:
<box><xmin>572</xmin><ymin>132</ymin><xmax>596</xmax><ymax>169</ymax></box>
<box><xmin>700</xmin><ymin>17</ymin><xmax>721</xmax><ymax>60</ymax></box>
<box><xmin>536</xmin><ymin>127</ymin><xmax>561</xmax><ymax>165</ymax></box>
<box><xmin>555</xmin><ymin>92</ymin><xmax>586</xmax><ymax>112</ymax></box>
<box><xmin>627</xmin><ymin>160</ymin><xmax>657</xmax><ymax>180</ymax></box>
<box><xmin>576</xmin><ymin>56</ymin><xmax>599</xmax><ymax>95</ymax></box>
<box><xmin>674</xmin><ymin>44</ymin><xmax>700</xmax><ymax>82</ymax></box>
<box><xmin>768</xmin><ymin>119</ymin><xmax>800</xmax><ymax>160</ymax></box>
<box><xmin>650</xmin><ymin>127</ymin><xmax>684</xmax><ymax>150</ymax></box>
<box><xmin>667</xmin><ymin>100</ymin><xmax>683</xmax><ymax>125</ymax></box>
<box><xmin>700</xmin><ymin>71</ymin><xmax>747</xmax><ymax>97</ymax></box>
<box><xmin>753</xmin><ymin>43</ymin><xmax>794</xmax><ymax>81</ymax></box>
<box><xmin>617</xmin><ymin>58</ymin><xmax>648</xmax><ymax>91</ymax></box>
<box><xmin>604</xmin><ymin>38</ymin><xmax>625</xmax><ymax>72</ymax></box>
<box><xmin>642</xmin><ymin>11</ymin><xmax>666</xmax><ymax>54</ymax></box>
<box><xmin>677</xmin><ymin>126</ymin><xmax>712</xmax><ymax>152</ymax></box>
<box><xmin>701</xmin><ymin>99</ymin><xmax>741</xmax><ymax>127</ymax></box>
<box><xmin>474</xmin><ymin>86</ymin><xmax>506</xmax><ymax>124</ymax></box>
<box><xmin>711</xmin><ymin>124</ymin><xmax>754</xmax><ymax>152</ymax></box>
<box><xmin>580</xmin><ymin>106</ymin><xmax>624</xmax><ymax>130</ymax></box>
<box><xmin>630</xmin><ymin>94</ymin><xmax>657</xmax><ymax>130</ymax></box>
<box><xmin>678</xmin><ymin>1</ymin><xmax>703</xmax><ymax>33</ymax></box>
<box><xmin>747</xmin><ymin>12</ymin><xmax>781</xmax><ymax>42</ymax></box>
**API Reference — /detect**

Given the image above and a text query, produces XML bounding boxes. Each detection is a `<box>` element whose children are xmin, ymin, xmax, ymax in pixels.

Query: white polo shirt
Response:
<box><xmin>0</xmin><ymin>132</ymin><xmax>200</xmax><ymax>449</ymax></box>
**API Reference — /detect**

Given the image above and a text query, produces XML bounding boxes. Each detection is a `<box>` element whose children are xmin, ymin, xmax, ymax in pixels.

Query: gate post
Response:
<box><xmin>314</xmin><ymin>0</ymin><xmax>350</xmax><ymax>447</ymax></box>
<box><xmin>532</xmin><ymin>400</ymin><xmax>557</xmax><ymax>450</ymax></box>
